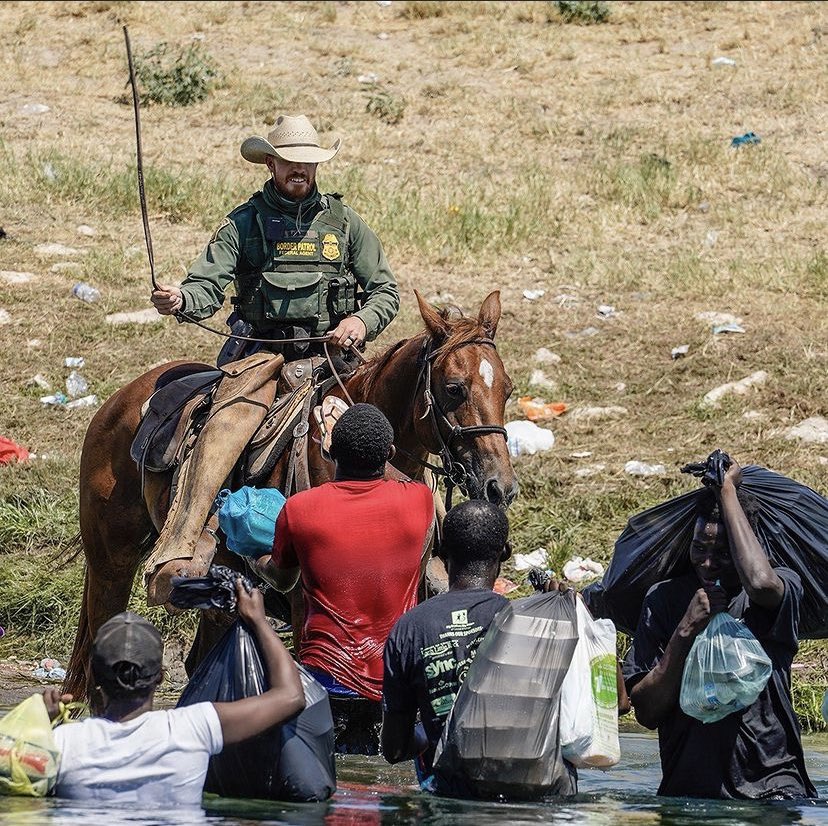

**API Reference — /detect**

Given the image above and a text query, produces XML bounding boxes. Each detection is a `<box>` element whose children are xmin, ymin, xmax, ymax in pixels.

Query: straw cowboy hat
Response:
<box><xmin>240</xmin><ymin>115</ymin><xmax>341</xmax><ymax>165</ymax></box>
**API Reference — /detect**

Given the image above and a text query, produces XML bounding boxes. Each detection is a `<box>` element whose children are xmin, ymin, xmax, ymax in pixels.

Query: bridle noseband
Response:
<box><xmin>410</xmin><ymin>336</ymin><xmax>508</xmax><ymax>509</ymax></box>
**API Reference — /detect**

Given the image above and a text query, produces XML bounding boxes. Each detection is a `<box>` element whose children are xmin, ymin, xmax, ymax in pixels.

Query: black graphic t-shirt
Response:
<box><xmin>383</xmin><ymin>589</ymin><xmax>508</xmax><ymax>772</ymax></box>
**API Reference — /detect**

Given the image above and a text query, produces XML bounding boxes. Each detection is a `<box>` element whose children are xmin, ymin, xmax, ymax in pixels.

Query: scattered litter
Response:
<box><xmin>562</xmin><ymin>556</ymin><xmax>604</xmax><ymax>584</ymax></box>
<box><xmin>76</xmin><ymin>224</ymin><xmax>95</xmax><ymax>237</ymax></box>
<box><xmin>785</xmin><ymin>416</ymin><xmax>828</xmax><ymax>445</ymax></box>
<box><xmin>0</xmin><ymin>309</ymin><xmax>10</xmax><ymax>325</ymax></box>
<box><xmin>596</xmin><ymin>305</ymin><xmax>616</xmax><ymax>319</ymax></box>
<box><xmin>711</xmin><ymin>56</ymin><xmax>737</xmax><ymax>67</ymax></box>
<box><xmin>27</xmin><ymin>339</ymin><xmax>42</xmax><ymax>349</ymax></box>
<box><xmin>731</xmin><ymin>132</ymin><xmax>761</xmax><ymax>148</ymax></box>
<box><xmin>376</xmin><ymin>0</ymin><xmax>392</xmax><ymax>5</ymax></box>
<box><xmin>701</xmin><ymin>370</ymin><xmax>768</xmax><ymax>408</ymax></box>
<box><xmin>64</xmin><ymin>356</ymin><xmax>85</xmax><ymax>368</ymax></box>
<box><xmin>696</xmin><ymin>311</ymin><xmax>742</xmax><ymax>327</ymax></box>
<box><xmin>0</xmin><ymin>436</ymin><xmax>30</xmax><ymax>465</ymax></box>
<box><xmin>35</xmin><ymin>243</ymin><xmax>85</xmax><ymax>256</ymax></box>
<box><xmin>28</xmin><ymin>374</ymin><xmax>51</xmax><ymax>390</ymax></box>
<box><xmin>522</xmin><ymin>289</ymin><xmax>545</xmax><ymax>301</ymax></box>
<box><xmin>534</xmin><ymin>347</ymin><xmax>561</xmax><ymax>365</ymax></box>
<box><xmin>570</xmin><ymin>405</ymin><xmax>628</xmax><ymax>421</ymax></box>
<box><xmin>72</xmin><ymin>282</ymin><xmax>101</xmax><ymax>303</ymax></box>
<box><xmin>106</xmin><ymin>308</ymin><xmax>161</xmax><ymax>325</ymax></box>
<box><xmin>65</xmin><ymin>395</ymin><xmax>99</xmax><ymax>410</ymax></box>
<box><xmin>518</xmin><ymin>396</ymin><xmax>568</xmax><ymax>422</ymax></box>
<box><xmin>66</xmin><ymin>370</ymin><xmax>89</xmax><ymax>399</ymax></box>
<box><xmin>513</xmin><ymin>547</ymin><xmax>549</xmax><ymax>571</ymax></box>
<box><xmin>574</xmin><ymin>463</ymin><xmax>606</xmax><ymax>478</ymax></box>
<box><xmin>0</xmin><ymin>270</ymin><xmax>35</xmax><ymax>284</ymax></box>
<box><xmin>613</xmin><ymin>382</ymin><xmax>626</xmax><ymax>393</ymax></box>
<box><xmin>554</xmin><ymin>294</ymin><xmax>579</xmax><ymax>308</ymax></box>
<box><xmin>377</xmin><ymin>32</ymin><xmax>390</xmax><ymax>40</ymax></box>
<box><xmin>0</xmin><ymin>626</ymin><xmax>4</xmax><ymax>638</ymax></box>
<box><xmin>569</xmin><ymin>451</ymin><xmax>592</xmax><ymax>459</ymax></box>
<box><xmin>625</xmin><ymin>460</ymin><xmax>666</xmax><ymax>477</ymax></box>
<box><xmin>529</xmin><ymin>369</ymin><xmax>557</xmax><ymax>391</ymax></box>
<box><xmin>50</xmin><ymin>261</ymin><xmax>82</xmax><ymax>273</ymax></box>
<box><xmin>704</xmin><ymin>230</ymin><xmax>719</xmax><ymax>248</ymax></box>
<box><xmin>32</xmin><ymin>658</ymin><xmax>66</xmax><ymax>681</ymax></box>
<box><xmin>698</xmin><ymin>201</ymin><xmax>710</xmax><ymax>213</ymax></box>
<box><xmin>506</xmin><ymin>420</ymin><xmax>555</xmax><ymax>456</ymax></box>
<box><xmin>19</xmin><ymin>102</ymin><xmax>50</xmax><ymax>115</ymax></box>
<box><xmin>712</xmin><ymin>321</ymin><xmax>745</xmax><ymax>335</ymax></box>
<box><xmin>357</xmin><ymin>73</ymin><xmax>380</xmax><ymax>84</ymax></box>
<box><xmin>40</xmin><ymin>393</ymin><xmax>68</xmax><ymax>407</ymax></box>
<box><xmin>43</xmin><ymin>162</ymin><xmax>58</xmax><ymax>181</ymax></box>
<box><xmin>671</xmin><ymin>344</ymin><xmax>690</xmax><ymax>359</ymax></box>
<box><xmin>493</xmin><ymin>577</ymin><xmax>519</xmax><ymax>595</ymax></box>
<box><xmin>743</xmin><ymin>410</ymin><xmax>766</xmax><ymax>421</ymax></box>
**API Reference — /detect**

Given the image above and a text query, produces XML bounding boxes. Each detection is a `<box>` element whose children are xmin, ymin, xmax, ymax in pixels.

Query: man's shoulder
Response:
<box><xmin>394</xmin><ymin>590</ymin><xmax>506</xmax><ymax>630</ymax></box>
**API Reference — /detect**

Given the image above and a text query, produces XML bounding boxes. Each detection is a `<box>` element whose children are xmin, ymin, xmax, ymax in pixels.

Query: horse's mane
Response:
<box><xmin>354</xmin><ymin>305</ymin><xmax>487</xmax><ymax>397</ymax></box>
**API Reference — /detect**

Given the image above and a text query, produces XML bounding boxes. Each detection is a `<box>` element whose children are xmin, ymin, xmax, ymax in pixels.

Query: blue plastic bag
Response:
<box><xmin>217</xmin><ymin>486</ymin><xmax>286</xmax><ymax>558</ymax></box>
<box><xmin>679</xmin><ymin>612</ymin><xmax>772</xmax><ymax>724</ymax></box>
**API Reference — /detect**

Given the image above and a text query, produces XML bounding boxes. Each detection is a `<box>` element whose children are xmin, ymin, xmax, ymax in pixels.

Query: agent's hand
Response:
<box><xmin>234</xmin><ymin>578</ymin><xmax>267</xmax><ymax>627</ymax></box>
<box><xmin>722</xmin><ymin>456</ymin><xmax>743</xmax><ymax>490</ymax></box>
<box><xmin>329</xmin><ymin>316</ymin><xmax>367</xmax><ymax>349</ymax></box>
<box><xmin>543</xmin><ymin>577</ymin><xmax>572</xmax><ymax>594</ymax></box>
<box><xmin>43</xmin><ymin>687</ymin><xmax>73</xmax><ymax>722</ymax></box>
<box><xmin>151</xmin><ymin>283</ymin><xmax>183</xmax><ymax>315</ymax></box>
<box><xmin>678</xmin><ymin>586</ymin><xmax>727</xmax><ymax>639</ymax></box>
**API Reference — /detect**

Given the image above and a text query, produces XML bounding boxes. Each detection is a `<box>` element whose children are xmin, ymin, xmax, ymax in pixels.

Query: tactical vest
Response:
<box><xmin>231</xmin><ymin>192</ymin><xmax>354</xmax><ymax>335</ymax></box>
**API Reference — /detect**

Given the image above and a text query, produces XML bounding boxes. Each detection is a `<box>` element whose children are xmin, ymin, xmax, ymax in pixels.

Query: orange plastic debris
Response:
<box><xmin>493</xmin><ymin>577</ymin><xmax>519</xmax><ymax>595</ymax></box>
<box><xmin>518</xmin><ymin>396</ymin><xmax>568</xmax><ymax>422</ymax></box>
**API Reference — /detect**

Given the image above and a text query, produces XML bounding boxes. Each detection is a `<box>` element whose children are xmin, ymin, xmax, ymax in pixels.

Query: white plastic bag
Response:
<box><xmin>559</xmin><ymin>596</ymin><xmax>620</xmax><ymax>768</ymax></box>
<box><xmin>679</xmin><ymin>612</ymin><xmax>772</xmax><ymax>724</ymax></box>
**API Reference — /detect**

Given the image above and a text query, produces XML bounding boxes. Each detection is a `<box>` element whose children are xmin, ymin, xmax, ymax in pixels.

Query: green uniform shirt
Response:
<box><xmin>179</xmin><ymin>183</ymin><xmax>399</xmax><ymax>341</ymax></box>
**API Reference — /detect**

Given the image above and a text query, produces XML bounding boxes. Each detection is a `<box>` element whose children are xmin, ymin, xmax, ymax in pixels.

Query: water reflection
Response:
<box><xmin>2</xmin><ymin>734</ymin><xmax>828</xmax><ymax>826</ymax></box>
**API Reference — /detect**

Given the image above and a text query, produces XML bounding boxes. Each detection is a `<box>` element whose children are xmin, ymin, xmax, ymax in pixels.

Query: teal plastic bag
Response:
<box><xmin>679</xmin><ymin>613</ymin><xmax>772</xmax><ymax>724</ymax></box>
<box><xmin>217</xmin><ymin>486</ymin><xmax>287</xmax><ymax>558</ymax></box>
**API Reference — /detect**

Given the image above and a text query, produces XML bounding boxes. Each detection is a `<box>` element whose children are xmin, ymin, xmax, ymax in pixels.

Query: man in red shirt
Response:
<box><xmin>252</xmin><ymin>403</ymin><xmax>435</xmax><ymax>753</ymax></box>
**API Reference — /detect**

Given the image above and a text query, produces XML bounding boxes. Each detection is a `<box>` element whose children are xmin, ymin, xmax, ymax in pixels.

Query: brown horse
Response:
<box><xmin>65</xmin><ymin>290</ymin><xmax>517</xmax><ymax>700</ymax></box>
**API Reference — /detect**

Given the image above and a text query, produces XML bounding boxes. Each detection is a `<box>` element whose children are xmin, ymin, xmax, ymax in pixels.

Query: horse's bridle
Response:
<box><xmin>405</xmin><ymin>335</ymin><xmax>508</xmax><ymax>509</ymax></box>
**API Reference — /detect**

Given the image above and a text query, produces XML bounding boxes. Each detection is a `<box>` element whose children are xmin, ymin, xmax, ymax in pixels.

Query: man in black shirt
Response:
<box><xmin>381</xmin><ymin>500</ymin><xmax>510</xmax><ymax>783</ymax></box>
<box><xmin>623</xmin><ymin>456</ymin><xmax>816</xmax><ymax>799</ymax></box>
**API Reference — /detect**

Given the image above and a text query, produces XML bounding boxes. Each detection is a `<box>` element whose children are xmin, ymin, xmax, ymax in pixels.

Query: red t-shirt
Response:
<box><xmin>271</xmin><ymin>478</ymin><xmax>435</xmax><ymax>701</ymax></box>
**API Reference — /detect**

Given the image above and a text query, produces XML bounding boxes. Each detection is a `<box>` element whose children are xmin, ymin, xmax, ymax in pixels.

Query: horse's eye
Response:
<box><xmin>445</xmin><ymin>383</ymin><xmax>466</xmax><ymax>400</ymax></box>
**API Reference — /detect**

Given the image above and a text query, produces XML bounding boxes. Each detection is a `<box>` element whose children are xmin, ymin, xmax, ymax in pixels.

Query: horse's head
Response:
<box><xmin>412</xmin><ymin>290</ymin><xmax>518</xmax><ymax>507</ymax></box>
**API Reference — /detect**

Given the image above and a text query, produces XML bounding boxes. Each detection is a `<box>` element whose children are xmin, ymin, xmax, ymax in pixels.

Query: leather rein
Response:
<box><xmin>399</xmin><ymin>335</ymin><xmax>508</xmax><ymax>511</ymax></box>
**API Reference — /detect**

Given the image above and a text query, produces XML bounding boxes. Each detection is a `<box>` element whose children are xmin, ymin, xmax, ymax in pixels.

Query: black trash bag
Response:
<box><xmin>169</xmin><ymin>564</ymin><xmax>243</xmax><ymax>611</ymax></box>
<box><xmin>582</xmin><ymin>451</ymin><xmax>828</xmax><ymax>639</ymax></box>
<box><xmin>432</xmin><ymin>591</ymin><xmax>579</xmax><ymax>800</ymax></box>
<box><xmin>173</xmin><ymin>570</ymin><xmax>336</xmax><ymax>802</ymax></box>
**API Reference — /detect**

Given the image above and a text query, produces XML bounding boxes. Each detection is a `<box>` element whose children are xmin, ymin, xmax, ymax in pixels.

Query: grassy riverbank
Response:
<box><xmin>0</xmin><ymin>1</ymin><xmax>826</xmax><ymax>727</ymax></box>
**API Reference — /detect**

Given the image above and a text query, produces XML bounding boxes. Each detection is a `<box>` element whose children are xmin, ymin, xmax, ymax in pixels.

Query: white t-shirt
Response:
<box><xmin>52</xmin><ymin>702</ymin><xmax>223</xmax><ymax>806</ymax></box>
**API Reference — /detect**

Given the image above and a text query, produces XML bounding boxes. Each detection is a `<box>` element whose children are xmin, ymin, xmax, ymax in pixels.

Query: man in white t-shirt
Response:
<box><xmin>44</xmin><ymin>579</ymin><xmax>304</xmax><ymax>806</ymax></box>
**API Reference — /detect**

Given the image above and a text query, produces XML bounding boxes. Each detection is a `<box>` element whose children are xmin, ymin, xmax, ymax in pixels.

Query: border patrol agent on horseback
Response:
<box><xmin>143</xmin><ymin>115</ymin><xmax>400</xmax><ymax>606</ymax></box>
<box><xmin>152</xmin><ymin>114</ymin><xmax>399</xmax><ymax>363</ymax></box>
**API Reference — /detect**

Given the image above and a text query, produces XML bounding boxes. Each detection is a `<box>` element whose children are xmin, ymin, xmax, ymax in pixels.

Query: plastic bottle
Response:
<box><xmin>40</xmin><ymin>392</ymin><xmax>68</xmax><ymax>407</ymax></box>
<box><xmin>65</xmin><ymin>370</ymin><xmax>89</xmax><ymax>398</ymax></box>
<box><xmin>65</xmin><ymin>394</ymin><xmax>99</xmax><ymax>409</ymax></box>
<box><xmin>64</xmin><ymin>356</ymin><xmax>85</xmax><ymax>368</ymax></box>
<box><xmin>72</xmin><ymin>282</ymin><xmax>101</xmax><ymax>303</ymax></box>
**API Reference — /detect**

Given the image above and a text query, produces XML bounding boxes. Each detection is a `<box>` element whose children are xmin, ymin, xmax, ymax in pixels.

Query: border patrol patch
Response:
<box><xmin>210</xmin><ymin>217</ymin><xmax>231</xmax><ymax>244</ymax></box>
<box><xmin>321</xmin><ymin>233</ymin><xmax>340</xmax><ymax>261</ymax></box>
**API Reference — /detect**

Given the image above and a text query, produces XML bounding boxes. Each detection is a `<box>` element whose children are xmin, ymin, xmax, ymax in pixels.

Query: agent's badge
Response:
<box><xmin>321</xmin><ymin>233</ymin><xmax>340</xmax><ymax>261</ymax></box>
<box><xmin>209</xmin><ymin>217</ymin><xmax>231</xmax><ymax>244</ymax></box>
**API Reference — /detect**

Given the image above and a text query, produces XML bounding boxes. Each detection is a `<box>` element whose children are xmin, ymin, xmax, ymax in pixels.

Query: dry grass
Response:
<box><xmin>0</xmin><ymin>0</ymin><xmax>826</xmax><ymax>722</ymax></box>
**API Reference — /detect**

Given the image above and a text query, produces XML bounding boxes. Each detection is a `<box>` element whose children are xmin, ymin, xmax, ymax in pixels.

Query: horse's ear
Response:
<box><xmin>477</xmin><ymin>290</ymin><xmax>501</xmax><ymax>339</ymax></box>
<box><xmin>415</xmin><ymin>290</ymin><xmax>450</xmax><ymax>340</ymax></box>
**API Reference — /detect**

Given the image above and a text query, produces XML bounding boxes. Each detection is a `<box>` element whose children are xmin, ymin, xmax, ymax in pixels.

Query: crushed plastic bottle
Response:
<box><xmin>40</xmin><ymin>392</ymin><xmax>68</xmax><ymax>407</ymax></box>
<box><xmin>72</xmin><ymin>282</ymin><xmax>101</xmax><ymax>303</ymax></box>
<box><xmin>65</xmin><ymin>394</ymin><xmax>99</xmax><ymax>409</ymax></box>
<box><xmin>64</xmin><ymin>356</ymin><xmax>85</xmax><ymax>368</ymax></box>
<box><xmin>65</xmin><ymin>370</ymin><xmax>89</xmax><ymax>398</ymax></box>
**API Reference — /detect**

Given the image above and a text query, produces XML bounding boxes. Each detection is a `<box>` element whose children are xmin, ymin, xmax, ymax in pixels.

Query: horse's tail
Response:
<box><xmin>63</xmin><ymin>566</ymin><xmax>92</xmax><ymax>700</ymax></box>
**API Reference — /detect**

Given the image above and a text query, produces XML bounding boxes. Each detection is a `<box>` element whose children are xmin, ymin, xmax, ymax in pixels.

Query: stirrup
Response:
<box><xmin>313</xmin><ymin>396</ymin><xmax>349</xmax><ymax>461</ymax></box>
